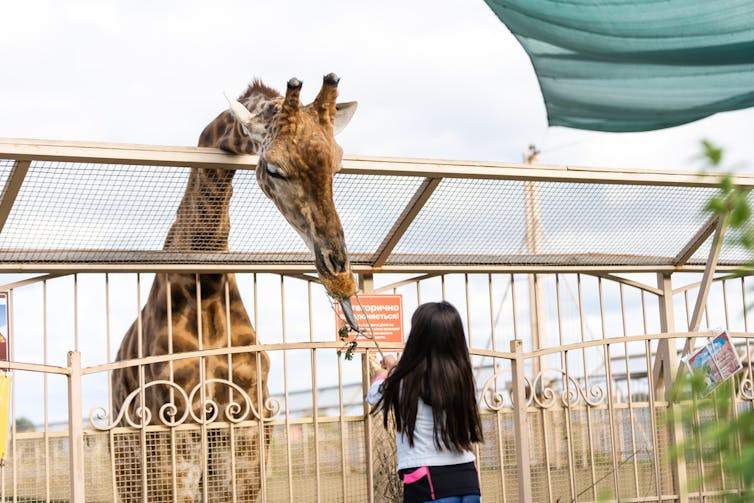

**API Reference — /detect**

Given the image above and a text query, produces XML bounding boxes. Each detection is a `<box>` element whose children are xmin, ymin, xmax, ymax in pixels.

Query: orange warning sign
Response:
<box><xmin>334</xmin><ymin>294</ymin><xmax>404</xmax><ymax>350</ymax></box>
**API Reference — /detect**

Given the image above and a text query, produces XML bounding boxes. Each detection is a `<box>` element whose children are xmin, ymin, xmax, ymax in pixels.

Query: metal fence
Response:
<box><xmin>0</xmin><ymin>270</ymin><xmax>752</xmax><ymax>502</ymax></box>
<box><xmin>1</xmin><ymin>140</ymin><xmax>753</xmax><ymax>502</ymax></box>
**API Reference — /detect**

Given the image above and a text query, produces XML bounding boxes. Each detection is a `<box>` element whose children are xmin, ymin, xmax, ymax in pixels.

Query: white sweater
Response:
<box><xmin>366</xmin><ymin>378</ymin><xmax>476</xmax><ymax>471</ymax></box>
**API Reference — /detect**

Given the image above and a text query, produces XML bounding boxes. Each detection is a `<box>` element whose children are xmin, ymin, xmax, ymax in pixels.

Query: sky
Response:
<box><xmin>1</xmin><ymin>0</ymin><xmax>753</xmax><ymax>426</ymax></box>
<box><xmin>2</xmin><ymin>0</ymin><xmax>754</xmax><ymax>172</ymax></box>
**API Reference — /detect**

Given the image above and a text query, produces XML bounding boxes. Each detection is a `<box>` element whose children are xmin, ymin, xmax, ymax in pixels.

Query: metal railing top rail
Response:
<box><xmin>3</xmin><ymin>137</ymin><xmax>754</xmax><ymax>187</ymax></box>
<box><xmin>1</xmin><ymin>330</ymin><xmax>744</xmax><ymax>378</ymax></box>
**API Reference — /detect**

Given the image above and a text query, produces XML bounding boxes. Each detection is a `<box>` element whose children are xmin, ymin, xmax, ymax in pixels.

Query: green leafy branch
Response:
<box><xmin>332</xmin><ymin>294</ymin><xmax>386</xmax><ymax>361</ymax></box>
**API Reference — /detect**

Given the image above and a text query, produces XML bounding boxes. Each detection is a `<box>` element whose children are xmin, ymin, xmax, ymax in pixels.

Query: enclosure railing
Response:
<box><xmin>1</xmin><ymin>139</ymin><xmax>753</xmax><ymax>502</ymax></box>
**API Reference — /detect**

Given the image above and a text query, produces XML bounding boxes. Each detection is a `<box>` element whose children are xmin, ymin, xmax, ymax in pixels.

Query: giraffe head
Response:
<box><xmin>227</xmin><ymin>74</ymin><xmax>361</xmax><ymax>329</ymax></box>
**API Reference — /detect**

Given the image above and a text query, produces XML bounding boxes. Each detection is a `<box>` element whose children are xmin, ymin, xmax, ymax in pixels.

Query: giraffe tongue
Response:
<box><xmin>339</xmin><ymin>298</ymin><xmax>363</xmax><ymax>333</ymax></box>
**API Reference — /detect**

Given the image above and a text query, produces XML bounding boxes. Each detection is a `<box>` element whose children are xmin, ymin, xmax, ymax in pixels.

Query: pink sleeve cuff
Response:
<box><xmin>371</xmin><ymin>375</ymin><xmax>386</xmax><ymax>386</ymax></box>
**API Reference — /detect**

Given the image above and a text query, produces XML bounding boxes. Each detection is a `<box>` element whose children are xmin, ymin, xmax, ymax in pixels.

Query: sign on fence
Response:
<box><xmin>333</xmin><ymin>294</ymin><xmax>404</xmax><ymax>352</ymax></box>
<box><xmin>684</xmin><ymin>330</ymin><xmax>743</xmax><ymax>396</ymax></box>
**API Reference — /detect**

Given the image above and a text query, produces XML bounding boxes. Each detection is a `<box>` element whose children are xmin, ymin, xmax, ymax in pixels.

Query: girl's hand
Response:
<box><xmin>381</xmin><ymin>355</ymin><xmax>397</xmax><ymax>371</ymax></box>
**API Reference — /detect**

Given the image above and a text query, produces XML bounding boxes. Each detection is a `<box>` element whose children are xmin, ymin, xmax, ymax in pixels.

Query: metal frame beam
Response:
<box><xmin>0</xmin><ymin>262</ymin><xmax>741</xmax><ymax>275</ymax></box>
<box><xmin>370</xmin><ymin>177</ymin><xmax>440</xmax><ymax>267</ymax></box>
<box><xmin>683</xmin><ymin>212</ymin><xmax>729</xmax><ymax>354</ymax></box>
<box><xmin>0</xmin><ymin>160</ymin><xmax>30</xmax><ymax>233</ymax></box>
<box><xmin>4</xmin><ymin>137</ymin><xmax>754</xmax><ymax>187</ymax></box>
<box><xmin>674</xmin><ymin>215</ymin><xmax>719</xmax><ymax>266</ymax></box>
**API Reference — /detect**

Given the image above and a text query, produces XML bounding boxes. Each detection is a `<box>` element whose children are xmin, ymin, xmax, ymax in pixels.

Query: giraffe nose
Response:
<box><xmin>314</xmin><ymin>246</ymin><xmax>348</xmax><ymax>276</ymax></box>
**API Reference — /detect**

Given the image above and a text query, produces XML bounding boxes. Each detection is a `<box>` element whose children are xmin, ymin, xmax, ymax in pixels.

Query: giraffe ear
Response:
<box><xmin>224</xmin><ymin>92</ymin><xmax>267</xmax><ymax>142</ymax></box>
<box><xmin>333</xmin><ymin>102</ymin><xmax>358</xmax><ymax>136</ymax></box>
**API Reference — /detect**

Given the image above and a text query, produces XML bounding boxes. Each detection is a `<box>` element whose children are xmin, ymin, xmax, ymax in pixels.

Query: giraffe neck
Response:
<box><xmin>162</xmin><ymin>167</ymin><xmax>236</xmax><ymax>252</ymax></box>
<box><xmin>163</xmin><ymin>106</ymin><xmax>262</xmax><ymax>252</ymax></box>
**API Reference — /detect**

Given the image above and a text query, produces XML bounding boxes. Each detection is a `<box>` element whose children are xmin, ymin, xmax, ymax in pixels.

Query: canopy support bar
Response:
<box><xmin>0</xmin><ymin>160</ymin><xmax>30</xmax><ymax>233</ymax></box>
<box><xmin>370</xmin><ymin>177</ymin><xmax>441</xmax><ymax>267</ymax></box>
<box><xmin>683</xmin><ymin>212</ymin><xmax>729</xmax><ymax>354</ymax></box>
<box><xmin>674</xmin><ymin>215</ymin><xmax>719</xmax><ymax>266</ymax></box>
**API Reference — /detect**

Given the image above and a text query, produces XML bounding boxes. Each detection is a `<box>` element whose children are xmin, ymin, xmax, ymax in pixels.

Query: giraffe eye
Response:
<box><xmin>264</xmin><ymin>162</ymin><xmax>286</xmax><ymax>180</ymax></box>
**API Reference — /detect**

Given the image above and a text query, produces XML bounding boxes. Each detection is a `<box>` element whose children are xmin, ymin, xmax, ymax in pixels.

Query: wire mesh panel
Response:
<box><xmin>0</xmin><ymin>149</ymin><xmax>752</xmax><ymax>269</ymax></box>
<box><xmin>0</xmin><ymin>161</ymin><xmax>188</xmax><ymax>257</ymax></box>
<box><xmin>388</xmin><ymin>178</ymin><xmax>728</xmax><ymax>266</ymax></box>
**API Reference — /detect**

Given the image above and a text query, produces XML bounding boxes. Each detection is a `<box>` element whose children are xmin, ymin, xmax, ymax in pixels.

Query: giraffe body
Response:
<box><xmin>112</xmin><ymin>76</ymin><xmax>358</xmax><ymax>502</ymax></box>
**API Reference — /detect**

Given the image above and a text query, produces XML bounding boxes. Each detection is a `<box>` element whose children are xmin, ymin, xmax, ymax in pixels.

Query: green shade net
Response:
<box><xmin>484</xmin><ymin>0</ymin><xmax>754</xmax><ymax>132</ymax></box>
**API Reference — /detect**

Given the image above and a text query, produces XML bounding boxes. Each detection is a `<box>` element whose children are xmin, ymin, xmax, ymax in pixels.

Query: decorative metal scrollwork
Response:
<box><xmin>479</xmin><ymin>365</ymin><xmax>511</xmax><ymax>411</ymax></box>
<box><xmin>89</xmin><ymin>379</ymin><xmax>281</xmax><ymax>430</ymax></box>
<box><xmin>479</xmin><ymin>366</ymin><xmax>606</xmax><ymax>411</ymax></box>
<box><xmin>525</xmin><ymin>368</ymin><xmax>605</xmax><ymax>408</ymax></box>
<box><xmin>739</xmin><ymin>372</ymin><xmax>754</xmax><ymax>400</ymax></box>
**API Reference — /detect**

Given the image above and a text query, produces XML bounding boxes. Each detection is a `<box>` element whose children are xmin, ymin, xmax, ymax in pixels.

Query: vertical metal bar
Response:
<box><xmin>619</xmin><ymin>284</ymin><xmax>641</xmax><ymax>497</ymax></box>
<box><xmin>535</xmin><ymin>277</ymin><xmax>553</xmax><ymax>503</ymax></box>
<box><xmin>642</xmin><ymin>290</ymin><xmax>663</xmax><ymax>499</ymax></box>
<box><xmin>106</xmin><ymin>274</ymin><xmax>112</xmax><ymax>407</ymax></box>
<box><xmin>441</xmin><ymin>274</ymin><xmax>446</xmax><ymax>300</ymax></box>
<box><xmin>488</xmin><ymin>275</ymin><xmax>496</xmax><ymax>354</ymax></box>
<box><xmin>598</xmin><ymin>278</ymin><xmax>621</xmax><ymax>499</ymax></box>
<box><xmin>9</xmin><ymin>289</ymin><xmax>16</xmax><ymax>502</ymax></box>
<box><xmin>67</xmin><ymin>351</ymin><xmax>85</xmax><ymax>502</ymax></box>
<box><xmin>488</xmin><ymin>275</ymin><xmax>507</xmax><ymax>501</ymax></box>
<box><xmin>577</xmin><ymin>274</ymin><xmax>597</xmax><ymax>499</ymax></box>
<box><xmin>556</xmin><ymin>275</ymin><xmax>577</xmax><ymax>501</ymax></box>
<box><xmin>338</xmin><ymin>355</ymin><xmax>347</xmax><ymax>501</ymax></box>
<box><xmin>690</xmin><ymin>381</ymin><xmax>706</xmax><ymax>496</ymax></box>
<box><xmin>281</xmin><ymin>277</ymin><xmax>294</xmax><ymax>502</ymax></box>
<box><xmin>721</xmin><ymin>281</ymin><xmax>735</xmax><ymax>489</ymax></box>
<box><xmin>224</xmin><ymin>279</ymin><xmax>238</xmax><ymax>503</ymax></box>
<box><xmin>195</xmin><ymin>274</ymin><xmax>209</xmax><ymax>503</ymax></box>
<box><xmin>73</xmin><ymin>274</ymin><xmax>79</xmax><ymax>351</ymax></box>
<box><xmin>105</xmin><ymin>274</ymin><xmax>118</xmax><ymax>502</ymax></box>
<box><xmin>166</xmin><ymin>277</ymin><xmax>178</xmax><ymax>503</ymax></box>
<box><xmin>644</xmin><ymin>338</ymin><xmax>663</xmax><ymax>499</ymax></box>
<box><xmin>722</xmin><ymin>279</ymin><xmax>730</xmax><ymax>329</ymax></box>
<box><xmin>684</xmin><ymin>274</ymin><xmax>708</xmax><ymax>501</ymax></box>
<box><xmin>362</xmin><ymin>353</ymin><xmax>375</xmax><ymax>503</ymax></box>
<box><xmin>253</xmin><ymin>274</ymin><xmax>268</xmax><ymax>503</ymax></box>
<box><xmin>308</xmin><ymin>282</ymin><xmax>321</xmax><ymax>503</ymax></box>
<box><xmin>743</xmin><ymin>279</ymin><xmax>753</xmax><ymax>407</ymax></box>
<box><xmin>464</xmin><ymin>274</ymin><xmax>472</xmax><ymax>348</ymax></box>
<box><xmin>464</xmin><ymin>274</ymin><xmax>482</xmax><ymax>478</ymax></box>
<box><xmin>136</xmin><ymin>274</ymin><xmax>149</xmax><ymax>502</ymax></box>
<box><xmin>43</xmin><ymin>281</ymin><xmax>51</xmax><ymax>503</ymax></box>
<box><xmin>510</xmin><ymin>274</ymin><xmax>519</xmax><ymax>341</ymax></box>
<box><xmin>510</xmin><ymin>339</ymin><xmax>532</xmax><ymax>503</ymax></box>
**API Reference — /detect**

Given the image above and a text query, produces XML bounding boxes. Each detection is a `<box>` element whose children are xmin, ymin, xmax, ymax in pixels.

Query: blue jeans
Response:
<box><xmin>426</xmin><ymin>496</ymin><xmax>481</xmax><ymax>503</ymax></box>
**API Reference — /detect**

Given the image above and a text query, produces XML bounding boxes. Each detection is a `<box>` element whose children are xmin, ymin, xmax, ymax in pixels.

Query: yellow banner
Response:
<box><xmin>0</xmin><ymin>374</ymin><xmax>10</xmax><ymax>459</ymax></box>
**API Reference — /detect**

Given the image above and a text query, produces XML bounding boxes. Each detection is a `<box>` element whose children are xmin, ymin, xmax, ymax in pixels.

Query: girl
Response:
<box><xmin>367</xmin><ymin>301</ymin><xmax>483</xmax><ymax>503</ymax></box>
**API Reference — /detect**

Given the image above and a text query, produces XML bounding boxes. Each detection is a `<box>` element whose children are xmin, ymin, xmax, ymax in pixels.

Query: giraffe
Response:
<box><xmin>111</xmin><ymin>73</ymin><xmax>359</xmax><ymax>502</ymax></box>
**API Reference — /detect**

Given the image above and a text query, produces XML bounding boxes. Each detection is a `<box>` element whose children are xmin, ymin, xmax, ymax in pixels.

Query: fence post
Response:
<box><xmin>510</xmin><ymin>339</ymin><xmax>533</xmax><ymax>502</ymax></box>
<box><xmin>67</xmin><ymin>351</ymin><xmax>85</xmax><ymax>502</ymax></box>
<box><xmin>655</xmin><ymin>273</ymin><xmax>689</xmax><ymax>503</ymax></box>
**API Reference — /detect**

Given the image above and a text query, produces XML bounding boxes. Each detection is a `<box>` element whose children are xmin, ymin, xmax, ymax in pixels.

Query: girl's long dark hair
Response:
<box><xmin>374</xmin><ymin>301</ymin><xmax>483</xmax><ymax>451</ymax></box>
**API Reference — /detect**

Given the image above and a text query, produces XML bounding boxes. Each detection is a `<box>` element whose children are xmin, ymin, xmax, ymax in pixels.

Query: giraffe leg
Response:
<box><xmin>233</xmin><ymin>422</ymin><xmax>271</xmax><ymax>502</ymax></box>
<box><xmin>171</xmin><ymin>430</ymin><xmax>203</xmax><ymax>503</ymax></box>
<box><xmin>113</xmin><ymin>431</ymin><xmax>143</xmax><ymax>503</ymax></box>
<box><xmin>205</xmin><ymin>428</ymin><xmax>234</xmax><ymax>502</ymax></box>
